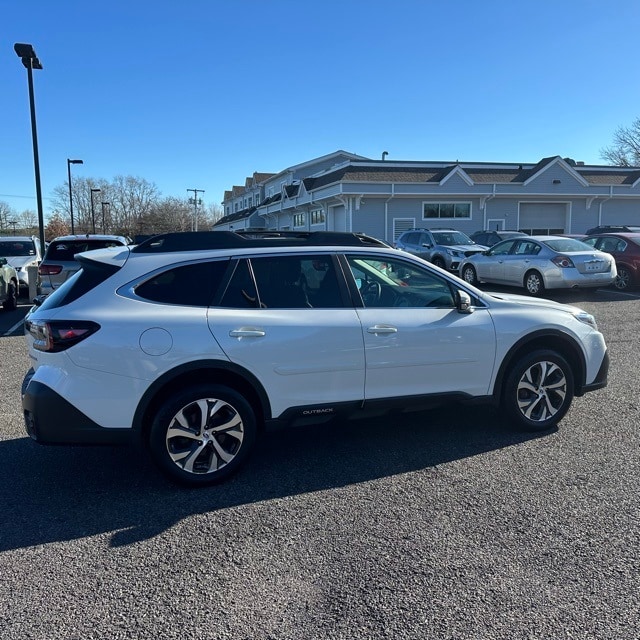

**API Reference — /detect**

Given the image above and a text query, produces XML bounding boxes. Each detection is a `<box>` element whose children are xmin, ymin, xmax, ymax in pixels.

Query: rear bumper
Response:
<box><xmin>22</xmin><ymin>373</ymin><xmax>132</xmax><ymax>445</ymax></box>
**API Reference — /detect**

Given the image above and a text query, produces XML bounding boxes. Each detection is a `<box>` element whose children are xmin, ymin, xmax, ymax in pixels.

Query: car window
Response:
<box><xmin>46</xmin><ymin>240</ymin><xmax>125</xmax><ymax>261</ymax></box>
<box><xmin>135</xmin><ymin>260</ymin><xmax>228</xmax><ymax>306</ymax></box>
<box><xmin>346</xmin><ymin>254</ymin><xmax>455</xmax><ymax>308</ymax></box>
<box><xmin>514</xmin><ymin>240</ymin><xmax>541</xmax><ymax>256</ymax></box>
<box><xmin>598</xmin><ymin>237</ymin><xmax>626</xmax><ymax>252</ymax></box>
<box><xmin>489</xmin><ymin>239</ymin><xmax>517</xmax><ymax>256</ymax></box>
<box><xmin>249</xmin><ymin>255</ymin><xmax>316</xmax><ymax>309</ymax></box>
<box><xmin>0</xmin><ymin>240</ymin><xmax>36</xmax><ymax>256</ymax></box>
<box><xmin>402</xmin><ymin>232</ymin><xmax>418</xmax><ymax>245</ymax></box>
<box><xmin>218</xmin><ymin>259</ymin><xmax>260</xmax><ymax>308</ymax></box>
<box><xmin>582</xmin><ymin>237</ymin><xmax>598</xmax><ymax>248</ymax></box>
<box><xmin>542</xmin><ymin>238</ymin><xmax>592</xmax><ymax>252</ymax></box>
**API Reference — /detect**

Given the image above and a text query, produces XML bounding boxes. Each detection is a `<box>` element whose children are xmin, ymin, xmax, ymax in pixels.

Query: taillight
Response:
<box><xmin>552</xmin><ymin>255</ymin><xmax>575</xmax><ymax>269</ymax></box>
<box><xmin>26</xmin><ymin>320</ymin><xmax>100</xmax><ymax>352</ymax></box>
<box><xmin>39</xmin><ymin>264</ymin><xmax>63</xmax><ymax>275</ymax></box>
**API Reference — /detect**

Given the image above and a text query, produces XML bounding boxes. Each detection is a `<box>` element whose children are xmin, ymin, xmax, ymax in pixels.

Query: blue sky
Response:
<box><xmin>3</xmin><ymin>0</ymin><xmax>640</xmax><ymax>219</ymax></box>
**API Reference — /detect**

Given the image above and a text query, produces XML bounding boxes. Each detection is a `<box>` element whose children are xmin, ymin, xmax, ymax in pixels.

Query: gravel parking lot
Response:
<box><xmin>0</xmin><ymin>289</ymin><xmax>639</xmax><ymax>639</ymax></box>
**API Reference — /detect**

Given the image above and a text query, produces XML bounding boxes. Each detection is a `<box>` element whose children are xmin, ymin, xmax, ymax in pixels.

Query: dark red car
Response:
<box><xmin>582</xmin><ymin>232</ymin><xmax>640</xmax><ymax>291</ymax></box>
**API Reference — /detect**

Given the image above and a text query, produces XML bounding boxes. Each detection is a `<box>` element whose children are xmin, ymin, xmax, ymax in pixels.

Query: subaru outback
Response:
<box><xmin>22</xmin><ymin>231</ymin><xmax>609</xmax><ymax>486</ymax></box>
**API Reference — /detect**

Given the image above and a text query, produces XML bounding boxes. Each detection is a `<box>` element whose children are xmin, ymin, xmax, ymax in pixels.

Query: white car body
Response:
<box><xmin>21</xmin><ymin>232</ymin><xmax>610</xmax><ymax>485</ymax></box>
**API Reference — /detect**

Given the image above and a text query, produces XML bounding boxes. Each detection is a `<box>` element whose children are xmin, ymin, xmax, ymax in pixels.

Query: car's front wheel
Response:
<box><xmin>501</xmin><ymin>350</ymin><xmax>574</xmax><ymax>431</ymax></box>
<box><xmin>2</xmin><ymin>282</ymin><xmax>17</xmax><ymax>312</ymax></box>
<box><xmin>461</xmin><ymin>264</ymin><xmax>478</xmax><ymax>285</ymax></box>
<box><xmin>432</xmin><ymin>256</ymin><xmax>446</xmax><ymax>269</ymax></box>
<box><xmin>149</xmin><ymin>384</ymin><xmax>257</xmax><ymax>486</ymax></box>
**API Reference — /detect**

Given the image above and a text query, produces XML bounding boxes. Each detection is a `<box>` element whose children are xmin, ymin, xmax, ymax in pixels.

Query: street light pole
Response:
<box><xmin>90</xmin><ymin>188</ymin><xmax>101</xmax><ymax>233</ymax></box>
<box><xmin>187</xmin><ymin>188</ymin><xmax>205</xmax><ymax>232</ymax></box>
<box><xmin>14</xmin><ymin>43</ymin><xmax>45</xmax><ymax>253</ymax></box>
<box><xmin>67</xmin><ymin>158</ymin><xmax>83</xmax><ymax>234</ymax></box>
<box><xmin>101</xmin><ymin>202</ymin><xmax>110</xmax><ymax>233</ymax></box>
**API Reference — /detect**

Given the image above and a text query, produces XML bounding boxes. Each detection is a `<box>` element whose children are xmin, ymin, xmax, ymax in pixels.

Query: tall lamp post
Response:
<box><xmin>67</xmin><ymin>159</ymin><xmax>83</xmax><ymax>234</ymax></box>
<box><xmin>14</xmin><ymin>43</ymin><xmax>45</xmax><ymax>253</ymax></box>
<box><xmin>90</xmin><ymin>188</ymin><xmax>101</xmax><ymax>233</ymax></box>
<box><xmin>101</xmin><ymin>202</ymin><xmax>110</xmax><ymax>233</ymax></box>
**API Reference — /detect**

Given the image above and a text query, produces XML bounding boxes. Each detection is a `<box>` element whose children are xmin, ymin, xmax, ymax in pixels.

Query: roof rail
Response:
<box><xmin>132</xmin><ymin>231</ymin><xmax>389</xmax><ymax>253</ymax></box>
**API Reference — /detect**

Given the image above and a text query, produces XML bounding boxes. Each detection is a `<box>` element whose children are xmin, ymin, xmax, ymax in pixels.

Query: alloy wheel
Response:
<box><xmin>516</xmin><ymin>360</ymin><xmax>567</xmax><ymax>423</ymax></box>
<box><xmin>165</xmin><ymin>397</ymin><xmax>245</xmax><ymax>475</ymax></box>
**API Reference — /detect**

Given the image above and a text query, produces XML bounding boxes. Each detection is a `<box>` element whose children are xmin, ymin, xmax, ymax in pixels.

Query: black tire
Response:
<box><xmin>2</xmin><ymin>282</ymin><xmax>17</xmax><ymax>312</ymax></box>
<box><xmin>461</xmin><ymin>264</ymin><xmax>478</xmax><ymax>285</ymax></box>
<box><xmin>501</xmin><ymin>350</ymin><xmax>574</xmax><ymax>431</ymax></box>
<box><xmin>613</xmin><ymin>265</ymin><xmax>632</xmax><ymax>291</ymax></box>
<box><xmin>524</xmin><ymin>270</ymin><xmax>544</xmax><ymax>296</ymax></box>
<box><xmin>432</xmin><ymin>256</ymin><xmax>446</xmax><ymax>270</ymax></box>
<box><xmin>149</xmin><ymin>384</ymin><xmax>257</xmax><ymax>486</ymax></box>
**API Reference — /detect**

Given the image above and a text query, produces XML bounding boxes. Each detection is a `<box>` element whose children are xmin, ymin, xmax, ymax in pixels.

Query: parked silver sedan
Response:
<box><xmin>459</xmin><ymin>235</ymin><xmax>616</xmax><ymax>295</ymax></box>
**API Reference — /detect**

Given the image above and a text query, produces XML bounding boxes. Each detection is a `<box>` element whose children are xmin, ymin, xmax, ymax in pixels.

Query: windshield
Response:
<box><xmin>0</xmin><ymin>240</ymin><xmax>36</xmax><ymax>257</ymax></box>
<box><xmin>432</xmin><ymin>231</ymin><xmax>474</xmax><ymax>246</ymax></box>
<box><xmin>542</xmin><ymin>238</ymin><xmax>594</xmax><ymax>252</ymax></box>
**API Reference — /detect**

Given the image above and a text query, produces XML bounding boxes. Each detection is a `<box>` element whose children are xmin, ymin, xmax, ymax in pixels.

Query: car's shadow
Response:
<box><xmin>0</xmin><ymin>406</ymin><xmax>548</xmax><ymax>550</ymax></box>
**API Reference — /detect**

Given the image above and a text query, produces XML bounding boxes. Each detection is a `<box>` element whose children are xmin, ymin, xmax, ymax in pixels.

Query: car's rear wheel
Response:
<box><xmin>149</xmin><ymin>384</ymin><xmax>257</xmax><ymax>486</ymax></box>
<box><xmin>501</xmin><ymin>350</ymin><xmax>574</xmax><ymax>431</ymax></box>
<box><xmin>461</xmin><ymin>264</ymin><xmax>478</xmax><ymax>285</ymax></box>
<box><xmin>613</xmin><ymin>265</ymin><xmax>632</xmax><ymax>291</ymax></box>
<box><xmin>2</xmin><ymin>282</ymin><xmax>17</xmax><ymax>312</ymax></box>
<box><xmin>524</xmin><ymin>270</ymin><xmax>544</xmax><ymax>296</ymax></box>
<box><xmin>432</xmin><ymin>256</ymin><xmax>446</xmax><ymax>269</ymax></box>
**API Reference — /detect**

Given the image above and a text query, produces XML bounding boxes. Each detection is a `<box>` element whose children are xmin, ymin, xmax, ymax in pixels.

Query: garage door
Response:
<box><xmin>519</xmin><ymin>203</ymin><xmax>567</xmax><ymax>234</ymax></box>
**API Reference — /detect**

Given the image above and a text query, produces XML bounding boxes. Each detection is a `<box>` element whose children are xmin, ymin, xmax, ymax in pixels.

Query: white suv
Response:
<box><xmin>22</xmin><ymin>231</ymin><xmax>609</xmax><ymax>486</ymax></box>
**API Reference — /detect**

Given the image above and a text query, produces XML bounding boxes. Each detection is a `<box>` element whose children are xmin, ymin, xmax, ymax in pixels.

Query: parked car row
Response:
<box><xmin>395</xmin><ymin>226</ymin><xmax>639</xmax><ymax>294</ymax></box>
<box><xmin>0</xmin><ymin>234</ymin><xmax>132</xmax><ymax>311</ymax></box>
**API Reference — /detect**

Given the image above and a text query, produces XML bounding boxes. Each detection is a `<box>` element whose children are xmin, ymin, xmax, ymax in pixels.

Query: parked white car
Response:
<box><xmin>22</xmin><ymin>231</ymin><xmax>609</xmax><ymax>486</ymax></box>
<box><xmin>0</xmin><ymin>235</ymin><xmax>43</xmax><ymax>294</ymax></box>
<box><xmin>0</xmin><ymin>258</ymin><xmax>19</xmax><ymax>311</ymax></box>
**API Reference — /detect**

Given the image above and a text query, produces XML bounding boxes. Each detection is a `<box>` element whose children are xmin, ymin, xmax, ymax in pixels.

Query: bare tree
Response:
<box><xmin>601</xmin><ymin>118</ymin><xmax>640</xmax><ymax>166</ymax></box>
<box><xmin>141</xmin><ymin>197</ymin><xmax>193</xmax><ymax>235</ymax></box>
<box><xmin>19</xmin><ymin>209</ymin><xmax>38</xmax><ymax>234</ymax></box>
<box><xmin>0</xmin><ymin>201</ymin><xmax>14</xmax><ymax>233</ymax></box>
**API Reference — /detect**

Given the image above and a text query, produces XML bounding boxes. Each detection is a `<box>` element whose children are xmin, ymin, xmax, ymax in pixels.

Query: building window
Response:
<box><xmin>423</xmin><ymin>202</ymin><xmax>471</xmax><ymax>219</ymax></box>
<box><xmin>293</xmin><ymin>213</ymin><xmax>306</xmax><ymax>227</ymax></box>
<box><xmin>311</xmin><ymin>210</ymin><xmax>325</xmax><ymax>225</ymax></box>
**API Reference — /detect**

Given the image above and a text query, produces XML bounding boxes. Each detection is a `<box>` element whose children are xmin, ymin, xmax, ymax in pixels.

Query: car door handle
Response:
<box><xmin>229</xmin><ymin>328</ymin><xmax>266</xmax><ymax>338</ymax></box>
<box><xmin>367</xmin><ymin>325</ymin><xmax>398</xmax><ymax>334</ymax></box>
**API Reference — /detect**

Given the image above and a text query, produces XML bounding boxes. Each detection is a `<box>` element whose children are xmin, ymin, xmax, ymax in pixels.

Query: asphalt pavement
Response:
<box><xmin>0</xmin><ymin>289</ymin><xmax>639</xmax><ymax>639</ymax></box>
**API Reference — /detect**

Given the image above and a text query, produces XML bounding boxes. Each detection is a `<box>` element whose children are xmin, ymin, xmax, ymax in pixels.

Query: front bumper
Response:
<box><xmin>579</xmin><ymin>349</ymin><xmax>610</xmax><ymax>395</ymax></box>
<box><xmin>22</xmin><ymin>371</ymin><xmax>132</xmax><ymax>445</ymax></box>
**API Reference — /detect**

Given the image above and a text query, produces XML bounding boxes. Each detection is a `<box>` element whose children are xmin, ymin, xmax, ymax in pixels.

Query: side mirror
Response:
<box><xmin>455</xmin><ymin>290</ymin><xmax>473</xmax><ymax>314</ymax></box>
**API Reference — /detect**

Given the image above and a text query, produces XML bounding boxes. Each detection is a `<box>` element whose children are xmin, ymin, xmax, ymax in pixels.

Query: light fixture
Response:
<box><xmin>14</xmin><ymin>43</ymin><xmax>45</xmax><ymax>253</ymax></box>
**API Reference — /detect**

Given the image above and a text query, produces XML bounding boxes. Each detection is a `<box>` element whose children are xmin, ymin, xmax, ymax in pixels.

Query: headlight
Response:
<box><xmin>446</xmin><ymin>249</ymin><xmax>462</xmax><ymax>257</ymax></box>
<box><xmin>574</xmin><ymin>310</ymin><xmax>598</xmax><ymax>330</ymax></box>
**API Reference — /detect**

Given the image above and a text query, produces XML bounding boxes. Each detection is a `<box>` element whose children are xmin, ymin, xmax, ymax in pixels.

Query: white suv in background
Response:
<box><xmin>0</xmin><ymin>235</ymin><xmax>43</xmax><ymax>294</ymax></box>
<box><xmin>22</xmin><ymin>231</ymin><xmax>610</xmax><ymax>486</ymax></box>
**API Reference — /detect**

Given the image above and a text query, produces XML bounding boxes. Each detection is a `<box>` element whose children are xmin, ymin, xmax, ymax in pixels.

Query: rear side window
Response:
<box><xmin>36</xmin><ymin>261</ymin><xmax>121</xmax><ymax>311</ymax></box>
<box><xmin>46</xmin><ymin>240</ymin><xmax>125</xmax><ymax>261</ymax></box>
<box><xmin>135</xmin><ymin>260</ymin><xmax>229</xmax><ymax>306</ymax></box>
